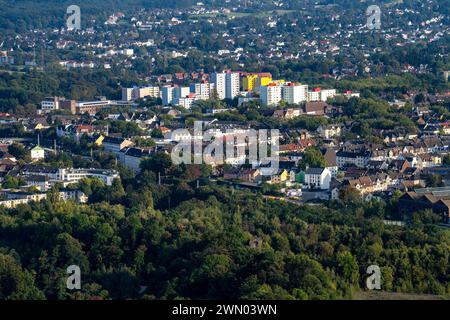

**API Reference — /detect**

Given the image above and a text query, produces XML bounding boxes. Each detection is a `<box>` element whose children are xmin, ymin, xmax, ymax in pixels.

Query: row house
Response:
<box><xmin>304</xmin><ymin>167</ymin><xmax>332</xmax><ymax>190</ymax></box>
<box><xmin>344</xmin><ymin>173</ymin><xmax>395</xmax><ymax>195</ymax></box>
<box><xmin>119</xmin><ymin>147</ymin><xmax>154</xmax><ymax>173</ymax></box>
<box><xmin>336</xmin><ymin>149</ymin><xmax>371</xmax><ymax>168</ymax></box>
<box><xmin>56</xmin><ymin>124</ymin><xmax>106</xmax><ymax>142</ymax></box>
<box><xmin>102</xmin><ymin>136</ymin><xmax>134</xmax><ymax>155</ymax></box>
<box><xmin>223</xmin><ymin>168</ymin><xmax>262</xmax><ymax>183</ymax></box>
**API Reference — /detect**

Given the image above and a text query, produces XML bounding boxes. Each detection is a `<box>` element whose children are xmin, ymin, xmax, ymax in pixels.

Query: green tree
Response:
<box><xmin>1</xmin><ymin>176</ymin><xmax>25</xmax><ymax>189</ymax></box>
<box><xmin>336</xmin><ymin>251</ymin><xmax>359</xmax><ymax>284</ymax></box>
<box><xmin>140</xmin><ymin>152</ymin><xmax>173</xmax><ymax>175</ymax></box>
<box><xmin>8</xmin><ymin>143</ymin><xmax>28</xmax><ymax>160</ymax></box>
<box><xmin>339</xmin><ymin>186</ymin><xmax>361</xmax><ymax>203</ymax></box>
<box><xmin>299</xmin><ymin>147</ymin><xmax>327</xmax><ymax>170</ymax></box>
<box><xmin>0</xmin><ymin>253</ymin><xmax>45</xmax><ymax>300</ymax></box>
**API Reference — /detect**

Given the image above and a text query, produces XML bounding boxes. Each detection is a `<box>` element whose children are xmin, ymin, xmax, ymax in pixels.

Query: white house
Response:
<box><xmin>317</xmin><ymin>125</ymin><xmax>342</xmax><ymax>139</ymax></box>
<box><xmin>59</xmin><ymin>168</ymin><xmax>120</xmax><ymax>186</ymax></box>
<box><xmin>30</xmin><ymin>145</ymin><xmax>45</xmax><ymax>161</ymax></box>
<box><xmin>304</xmin><ymin>167</ymin><xmax>332</xmax><ymax>190</ymax></box>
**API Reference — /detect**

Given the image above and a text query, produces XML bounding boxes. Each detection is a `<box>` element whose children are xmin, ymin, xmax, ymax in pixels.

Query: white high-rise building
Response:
<box><xmin>210</xmin><ymin>72</ymin><xmax>226</xmax><ymax>100</ymax></box>
<box><xmin>190</xmin><ymin>82</ymin><xmax>213</xmax><ymax>100</ymax></box>
<box><xmin>281</xmin><ymin>83</ymin><xmax>308</xmax><ymax>104</ymax></box>
<box><xmin>320</xmin><ymin>89</ymin><xmax>336</xmax><ymax>102</ymax></box>
<box><xmin>211</xmin><ymin>71</ymin><xmax>240</xmax><ymax>100</ymax></box>
<box><xmin>260</xmin><ymin>84</ymin><xmax>282</xmax><ymax>106</ymax></box>
<box><xmin>225</xmin><ymin>72</ymin><xmax>240</xmax><ymax>99</ymax></box>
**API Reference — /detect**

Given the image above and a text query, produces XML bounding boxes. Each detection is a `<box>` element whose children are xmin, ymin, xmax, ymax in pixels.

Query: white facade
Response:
<box><xmin>210</xmin><ymin>72</ymin><xmax>240</xmax><ymax>100</ymax></box>
<box><xmin>282</xmin><ymin>84</ymin><xmax>308</xmax><ymax>104</ymax></box>
<box><xmin>174</xmin><ymin>97</ymin><xmax>195</xmax><ymax>109</ymax></box>
<box><xmin>260</xmin><ymin>85</ymin><xmax>282</xmax><ymax>106</ymax></box>
<box><xmin>190</xmin><ymin>82</ymin><xmax>213</xmax><ymax>100</ymax></box>
<box><xmin>225</xmin><ymin>72</ymin><xmax>240</xmax><ymax>99</ymax></box>
<box><xmin>41</xmin><ymin>97</ymin><xmax>60</xmax><ymax>111</ymax></box>
<box><xmin>307</xmin><ymin>91</ymin><xmax>320</xmax><ymax>102</ymax></box>
<box><xmin>341</xmin><ymin>91</ymin><xmax>360</xmax><ymax>99</ymax></box>
<box><xmin>211</xmin><ymin>72</ymin><xmax>226</xmax><ymax>100</ymax></box>
<box><xmin>30</xmin><ymin>146</ymin><xmax>45</xmax><ymax>161</ymax></box>
<box><xmin>320</xmin><ymin>89</ymin><xmax>337</xmax><ymax>102</ymax></box>
<box><xmin>304</xmin><ymin>168</ymin><xmax>331</xmax><ymax>190</ymax></box>
<box><xmin>59</xmin><ymin>168</ymin><xmax>120</xmax><ymax>186</ymax></box>
<box><xmin>317</xmin><ymin>125</ymin><xmax>342</xmax><ymax>139</ymax></box>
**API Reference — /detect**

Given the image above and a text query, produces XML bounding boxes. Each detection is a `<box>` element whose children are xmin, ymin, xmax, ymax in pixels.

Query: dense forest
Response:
<box><xmin>0</xmin><ymin>157</ymin><xmax>449</xmax><ymax>299</ymax></box>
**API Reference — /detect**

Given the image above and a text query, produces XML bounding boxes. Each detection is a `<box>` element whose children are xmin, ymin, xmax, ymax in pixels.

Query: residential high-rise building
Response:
<box><xmin>174</xmin><ymin>86</ymin><xmax>190</xmax><ymax>99</ymax></box>
<box><xmin>190</xmin><ymin>82</ymin><xmax>213</xmax><ymax>100</ymax></box>
<box><xmin>225</xmin><ymin>71</ymin><xmax>240</xmax><ymax>99</ymax></box>
<box><xmin>138</xmin><ymin>86</ymin><xmax>160</xmax><ymax>99</ymax></box>
<box><xmin>260</xmin><ymin>83</ymin><xmax>282</xmax><ymax>106</ymax></box>
<box><xmin>255</xmin><ymin>73</ymin><xmax>273</xmax><ymax>89</ymax></box>
<box><xmin>163</xmin><ymin>86</ymin><xmax>190</xmax><ymax>105</ymax></box>
<box><xmin>260</xmin><ymin>82</ymin><xmax>308</xmax><ymax>106</ymax></box>
<box><xmin>242</xmin><ymin>74</ymin><xmax>258</xmax><ymax>92</ymax></box>
<box><xmin>211</xmin><ymin>71</ymin><xmax>240</xmax><ymax>100</ymax></box>
<box><xmin>173</xmin><ymin>94</ymin><xmax>196</xmax><ymax>109</ymax></box>
<box><xmin>243</xmin><ymin>72</ymin><xmax>273</xmax><ymax>93</ymax></box>
<box><xmin>282</xmin><ymin>83</ymin><xmax>308</xmax><ymax>104</ymax></box>
<box><xmin>162</xmin><ymin>86</ymin><xmax>176</xmax><ymax>105</ymax></box>
<box><xmin>122</xmin><ymin>86</ymin><xmax>161</xmax><ymax>101</ymax></box>
<box><xmin>122</xmin><ymin>88</ymin><xmax>133</xmax><ymax>102</ymax></box>
<box><xmin>307</xmin><ymin>88</ymin><xmax>321</xmax><ymax>102</ymax></box>
<box><xmin>210</xmin><ymin>72</ymin><xmax>226</xmax><ymax>100</ymax></box>
<box><xmin>319</xmin><ymin>89</ymin><xmax>337</xmax><ymax>102</ymax></box>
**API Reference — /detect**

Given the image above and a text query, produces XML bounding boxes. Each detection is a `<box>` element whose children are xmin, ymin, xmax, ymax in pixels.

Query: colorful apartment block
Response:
<box><xmin>242</xmin><ymin>74</ymin><xmax>258</xmax><ymax>91</ymax></box>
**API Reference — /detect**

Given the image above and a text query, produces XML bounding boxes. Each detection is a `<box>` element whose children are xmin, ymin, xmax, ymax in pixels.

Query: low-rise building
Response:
<box><xmin>304</xmin><ymin>167</ymin><xmax>332</xmax><ymax>190</ymax></box>
<box><xmin>30</xmin><ymin>145</ymin><xmax>45</xmax><ymax>161</ymax></box>
<box><xmin>102</xmin><ymin>136</ymin><xmax>134</xmax><ymax>154</ymax></box>
<box><xmin>336</xmin><ymin>149</ymin><xmax>371</xmax><ymax>168</ymax></box>
<box><xmin>119</xmin><ymin>147</ymin><xmax>153</xmax><ymax>172</ymax></box>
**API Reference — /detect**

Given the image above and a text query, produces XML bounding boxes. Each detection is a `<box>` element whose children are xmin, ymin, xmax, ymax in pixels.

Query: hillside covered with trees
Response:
<box><xmin>0</xmin><ymin>159</ymin><xmax>448</xmax><ymax>299</ymax></box>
